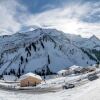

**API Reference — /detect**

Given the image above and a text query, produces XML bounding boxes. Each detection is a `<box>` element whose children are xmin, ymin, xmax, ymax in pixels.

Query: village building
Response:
<box><xmin>87</xmin><ymin>66</ymin><xmax>96</xmax><ymax>72</ymax></box>
<box><xmin>19</xmin><ymin>72</ymin><xmax>42</xmax><ymax>87</ymax></box>
<box><xmin>69</xmin><ymin>65</ymin><xmax>83</xmax><ymax>74</ymax></box>
<box><xmin>76</xmin><ymin>66</ymin><xmax>96</xmax><ymax>74</ymax></box>
<box><xmin>57</xmin><ymin>70</ymin><xmax>70</xmax><ymax>76</ymax></box>
<box><xmin>80</xmin><ymin>68</ymin><xmax>89</xmax><ymax>74</ymax></box>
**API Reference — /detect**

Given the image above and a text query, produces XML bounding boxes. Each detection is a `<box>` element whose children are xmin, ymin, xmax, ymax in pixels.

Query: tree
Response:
<box><xmin>20</xmin><ymin>56</ymin><xmax>23</xmax><ymax>64</ymax></box>
<box><xmin>29</xmin><ymin>44</ymin><xmax>32</xmax><ymax>51</ymax></box>
<box><xmin>32</xmin><ymin>42</ymin><xmax>36</xmax><ymax>51</ymax></box>
<box><xmin>4</xmin><ymin>71</ymin><xmax>7</xmax><ymax>75</ymax></box>
<box><xmin>48</xmin><ymin>55</ymin><xmax>50</xmax><ymax>64</ymax></box>
<box><xmin>87</xmin><ymin>61</ymin><xmax>88</xmax><ymax>64</ymax></box>
<box><xmin>41</xmin><ymin>41</ymin><xmax>44</xmax><ymax>49</ymax></box>
<box><xmin>10</xmin><ymin>69</ymin><xmax>13</xmax><ymax>74</ymax></box>
<box><xmin>92</xmin><ymin>49</ymin><xmax>100</xmax><ymax>61</ymax></box>
<box><xmin>96</xmin><ymin>62</ymin><xmax>100</xmax><ymax>68</ymax></box>
<box><xmin>46</xmin><ymin>65</ymin><xmax>51</xmax><ymax>75</ymax></box>
<box><xmin>34</xmin><ymin>70</ymin><xmax>37</xmax><ymax>74</ymax></box>
<box><xmin>42</xmin><ymin>69</ymin><xmax>45</xmax><ymax>76</ymax></box>
<box><xmin>17</xmin><ymin>67</ymin><xmax>21</xmax><ymax>78</ymax></box>
<box><xmin>12</xmin><ymin>69</ymin><xmax>15</xmax><ymax>75</ymax></box>
<box><xmin>0</xmin><ymin>74</ymin><xmax>3</xmax><ymax>79</ymax></box>
<box><xmin>22</xmin><ymin>69</ymin><xmax>24</xmax><ymax>74</ymax></box>
<box><xmin>26</xmin><ymin>58</ymin><xmax>28</xmax><ymax>63</ymax></box>
<box><xmin>8</xmin><ymin>72</ymin><xmax>10</xmax><ymax>75</ymax></box>
<box><xmin>27</xmin><ymin>53</ymin><xmax>28</xmax><ymax>57</ymax></box>
<box><xmin>25</xmin><ymin>47</ymin><xmax>31</xmax><ymax>56</ymax></box>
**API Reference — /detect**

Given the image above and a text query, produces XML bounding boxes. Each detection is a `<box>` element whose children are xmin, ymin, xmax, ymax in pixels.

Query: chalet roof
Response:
<box><xmin>70</xmin><ymin>65</ymin><xmax>82</xmax><ymax>71</ymax></box>
<box><xmin>19</xmin><ymin>72</ymin><xmax>42</xmax><ymax>81</ymax></box>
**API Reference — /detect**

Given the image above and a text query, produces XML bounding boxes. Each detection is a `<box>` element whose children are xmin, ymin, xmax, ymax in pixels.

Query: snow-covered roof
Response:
<box><xmin>3</xmin><ymin>75</ymin><xmax>17</xmax><ymax>82</ymax></box>
<box><xmin>57</xmin><ymin>70</ymin><xmax>68</xmax><ymax>74</ymax></box>
<box><xmin>70</xmin><ymin>65</ymin><xmax>82</xmax><ymax>71</ymax></box>
<box><xmin>87</xmin><ymin>66</ymin><xmax>96</xmax><ymax>70</ymax></box>
<box><xmin>19</xmin><ymin>72</ymin><xmax>42</xmax><ymax>81</ymax></box>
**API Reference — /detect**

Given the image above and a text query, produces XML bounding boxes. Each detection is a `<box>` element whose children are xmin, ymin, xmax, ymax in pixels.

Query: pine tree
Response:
<box><xmin>10</xmin><ymin>69</ymin><xmax>13</xmax><ymax>74</ymax></box>
<box><xmin>20</xmin><ymin>56</ymin><xmax>23</xmax><ymax>64</ymax></box>
<box><xmin>4</xmin><ymin>71</ymin><xmax>7</xmax><ymax>75</ymax></box>
<box><xmin>26</xmin><ymin>58</ymin><xmax>28</xmax><ymax>63</ymax></box>
<box><xmin>34</xmin><ymin>70</ymin><xmax>37</xmax><ymax>74</ymax></box>
<box><xmin>32</xmin><ymin>42</ymin><xmax>36</xmax><ymax>51</ymax></box>
<box><xmin>96</xmin><ymin>62</ymin><xmax>99</xmax><ymax>68</ymax></box>
<box><xmin>22</xmin><ymin>69</ymin><xmax>24</xmax><ymax>74</ymax></box>
<box><xmin>41</xmin><ymin>41</ymin><xmax>44</xmax><ymax>48</ymax></box>
<box><xmin>87</xmin><ymin>61</ymin><xmax>88</xmax><ymax>64</ymax></box>
<box><xmin>42</xmin><ymin>69</ymin><xmax>45</xmax><ymax>76</ymax></box>
<box><xmin>12</xmin><ymin>69</ymin><xmax>15</xmax><ymax>75</ymax></box>
<box><xmin>27</xmin><ymin>53</ymin><xmax>28</xmax><ymax>57</ymax></box>
<box><xmin>48</xmin><ymin>55</ymin><xmax>50</xmax><ymax>64</ymax></box>
<box><xmin>46</xmin><ymin>65</ymin><xmax>51</xmax><ymax>75</ymax></box>
<box><xmin>8</xmin><ymin>72</ymin><xmax>10</xmax><ymax>75</ymax></box>
<box><xmin>17</xmin><ymin>67</ymin><xmax>21</xmax><ymax>78</ymax></box>
<box><xmin>29</xmin><ymin>44</ymin><xmax>32</xmax><ymax>50</ymax></box>
<box><xmin>25</xmin><ymin>47</ymin><xmax>31</xmax><ymax>56</ymax></box>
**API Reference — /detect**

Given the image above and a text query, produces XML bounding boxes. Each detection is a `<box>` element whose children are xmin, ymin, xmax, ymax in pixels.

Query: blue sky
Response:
<box><xmin>0</xmin><ymin>0</ymin><xmax>100</xmax><ymax>38</ymax></box>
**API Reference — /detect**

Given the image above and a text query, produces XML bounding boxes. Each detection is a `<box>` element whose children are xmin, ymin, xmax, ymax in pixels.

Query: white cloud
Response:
<box><xmin>24</xmin><ymin>1</ymin><xmax>100</xmax><ymax>38</ymax></box>
<box><xmin>0</xmin><ymin>0</ymin><xmax>100</xmax><ymax>38</ymax></box>
<box><xmin>0</xmin><ymin>0</ymin><xmax>27</xmax><ymax>35</ymax></box>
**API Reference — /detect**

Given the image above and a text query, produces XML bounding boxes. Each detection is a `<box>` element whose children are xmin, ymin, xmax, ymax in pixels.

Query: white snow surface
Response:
<box><xmin>57</xmin><ymin>70</ymin><xmax>68</xmax><ymax>74</ymax></box>
<box><xmin>3</xmin><ymin>75</ymin><xmax>17</xmax><ymax>82</ymax></box>
<box><xmin>0</xmin><ymin>75</ymin><xmax>100</xmax><ymax>100</ymax></box>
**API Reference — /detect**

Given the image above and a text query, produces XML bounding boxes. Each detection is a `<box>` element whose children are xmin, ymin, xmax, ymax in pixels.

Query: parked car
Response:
<box><xmin>63</xmin><ymin>83</ymin><xmax>75</xmax><ymax>89</ymax></box>
<box><xmin>88</xmin><ymin>73</ymin><xmax>99</xmax><ymax>81</ymax></box>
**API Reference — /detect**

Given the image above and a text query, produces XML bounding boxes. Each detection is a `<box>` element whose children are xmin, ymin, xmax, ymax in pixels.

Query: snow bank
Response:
<box><xmin>3</xmin><ymin>75</ymin><xmax>17</xmax><ymax>82</ymax></box>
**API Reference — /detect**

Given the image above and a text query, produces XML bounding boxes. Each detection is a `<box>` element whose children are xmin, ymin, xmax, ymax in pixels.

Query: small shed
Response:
<box><xmin>69</xmin><ymin>65</ymin><xmax>83</xmax><ymax>74</ymax></box>
<box><xmin>19</xmin><ymin>72</ymin><xmax>42</xmax><ymax>87</ymax></box>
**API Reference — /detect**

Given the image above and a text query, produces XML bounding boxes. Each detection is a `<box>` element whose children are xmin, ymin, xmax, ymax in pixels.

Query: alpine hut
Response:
<box><xmin>19</xmin><ymin>72</ymin><xmax>42</xmax><ymax>87</ymax></box>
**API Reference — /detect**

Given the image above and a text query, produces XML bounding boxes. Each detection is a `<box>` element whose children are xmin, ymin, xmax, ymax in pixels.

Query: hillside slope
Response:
<box><xmin>0</xmin><ymin>28</ymin><xmax>99</xmax><ymax>76</ymax></box>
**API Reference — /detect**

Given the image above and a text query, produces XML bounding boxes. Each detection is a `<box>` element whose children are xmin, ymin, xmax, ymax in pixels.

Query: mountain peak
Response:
<box><xmin>90</xmin><ymin>35</ymin><xmax>100</xmax><ymax>41</ymax></box>
<box><xmin>19</xmin><ymin>25</ymin><xmax>41</xmax><ymax>33</ymax></box>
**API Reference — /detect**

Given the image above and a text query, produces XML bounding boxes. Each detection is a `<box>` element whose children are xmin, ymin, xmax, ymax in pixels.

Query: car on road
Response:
<box><xmin>63</xmin><ymin>83</ymin><xmax>75</xmax><ymax>89</ymax></box>
<box><xmin>88</xmin><ymin>73</ymin><xmax>99</xmax><ymax>81</ymax></box>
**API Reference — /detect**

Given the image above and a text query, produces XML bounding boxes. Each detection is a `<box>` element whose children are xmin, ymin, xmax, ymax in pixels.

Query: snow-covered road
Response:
<box><xmin>0</xmin><ymin>78</ymin><xmax>100</xmax><ymax>100</ymax></box>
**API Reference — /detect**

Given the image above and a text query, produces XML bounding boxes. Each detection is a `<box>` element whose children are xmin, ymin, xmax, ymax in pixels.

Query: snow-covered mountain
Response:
<box><xmin>0</xmin><ymin>28</ymin><xmax>99</xmax><ymax>76</ymax></box>
<box><xmin>77</xmin><ymin>35</ymin><xmax>100</xmax><ymax>50</ymax></box>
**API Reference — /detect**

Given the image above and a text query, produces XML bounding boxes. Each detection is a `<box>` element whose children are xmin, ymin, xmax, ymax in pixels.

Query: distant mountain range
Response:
<box><xmin>0</xmin><ymin>28</ymin><xmax>100</xmax><ymax>76</ymax></box>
